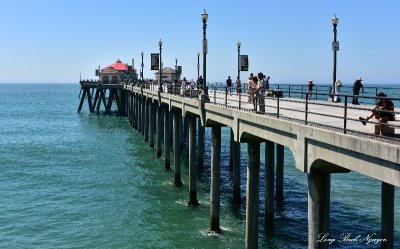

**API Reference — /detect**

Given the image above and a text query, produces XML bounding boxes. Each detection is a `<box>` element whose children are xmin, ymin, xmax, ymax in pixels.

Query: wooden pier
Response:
<box><xmin>78</xmin><ymin>83</ymin><xmax>399</xmax><ymax>249</ymax></box>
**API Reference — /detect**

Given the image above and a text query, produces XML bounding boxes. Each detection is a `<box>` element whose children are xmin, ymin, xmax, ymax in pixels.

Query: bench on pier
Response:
<box><xmin>374</xmin><ymin>115</ymin><xmax>400</xmax><ymax>135</ymax></box>
<box><xmin>266</xmin><ymin>89</ymin><xmax>283</xmax><ymax>98</ymax></box>
<box><xmin>183</xmin><ymin>89</ymin><xmax>199</xmax><ymax>98</ymax></box>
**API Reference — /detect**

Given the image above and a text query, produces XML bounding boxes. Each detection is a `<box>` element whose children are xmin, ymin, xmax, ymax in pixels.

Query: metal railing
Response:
<box><xmin>126</xmin><ymin>82</ymin><xmax>400</xmax><ymax>144</ymax></box>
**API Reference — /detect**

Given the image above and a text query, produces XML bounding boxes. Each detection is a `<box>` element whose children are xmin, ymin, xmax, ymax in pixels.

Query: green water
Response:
<box><xmin>0</xmin><ymin>84</ymin><xmax>398</xmax><ymax>248</ymax></box>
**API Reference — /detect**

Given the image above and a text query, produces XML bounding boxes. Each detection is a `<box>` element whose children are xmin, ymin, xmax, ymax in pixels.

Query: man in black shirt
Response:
<box><xmin>352</xmin><ymin>77</ymin><xmax>364</xmax><ymax>105</ymax></box>
<box><xmin>226</xmin><ymin>76</ymin><xmax>232</xmax><ymax>94</ymax></box>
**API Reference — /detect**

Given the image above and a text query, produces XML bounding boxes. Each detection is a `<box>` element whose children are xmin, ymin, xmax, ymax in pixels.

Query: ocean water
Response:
<box><xmin>0</xmin><ymin>83</ymin><xmax>398</xmax><ymax>249</ymax></box>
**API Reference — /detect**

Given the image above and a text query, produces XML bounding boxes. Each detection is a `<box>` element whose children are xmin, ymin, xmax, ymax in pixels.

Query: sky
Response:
<box><xmin>0</xmin><ymin>0</ymin><xmax>399</xmax><ymax>84</ymax></box>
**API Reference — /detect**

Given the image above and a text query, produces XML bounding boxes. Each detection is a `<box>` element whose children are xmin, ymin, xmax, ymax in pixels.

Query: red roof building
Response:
<box><xmin>98</xmin><ymin>59</ymin><xmax>137</xmax><ymax>84</ymax></box>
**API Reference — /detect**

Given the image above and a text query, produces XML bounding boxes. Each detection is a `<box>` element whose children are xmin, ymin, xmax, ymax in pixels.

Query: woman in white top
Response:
<box><xmin>247</xmin><ymin>74</ymin><xmax>254</xmax><ymax>102</ymax></box>
<box><xmin>334</xmin><ymin>80</ymin><xmax>342</xmax><ymax>102</ymax></box>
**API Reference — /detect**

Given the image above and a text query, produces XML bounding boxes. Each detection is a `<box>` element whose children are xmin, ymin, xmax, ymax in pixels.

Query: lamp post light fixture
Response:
<box><xmin>141</xmin><ymin>51</ymin><xmax>144</xmax><ymax>81</ymax></box>
<box><xmin>197</xmin><ymin>52</ymin><xmax>200</xmax><ymax>80</ymax></box>
<box><xmin>201</xmin><ymin>9</ymin><xmax>208</xmax><ymax>96</ymax></box>
<box><xmin>237</xmin><ymin>41</ymin><xmax>241</xmax><ymax>83</ymax></box>
<box><xmin>159</xmin><ymin>39</ymin><xmax>163</xmax><ymax>92</ymax></box>
<box><xmin>332</xmin><ymin>14</ymin><xmax>339</xmax><ymax>96</ymax></box>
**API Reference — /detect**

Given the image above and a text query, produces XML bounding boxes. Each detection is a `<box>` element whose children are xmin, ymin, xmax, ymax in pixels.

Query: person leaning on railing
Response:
<box><xmin>359</xmin><ymin>92</ymin><xmax>395</xmax><ymax>136</ymax></box>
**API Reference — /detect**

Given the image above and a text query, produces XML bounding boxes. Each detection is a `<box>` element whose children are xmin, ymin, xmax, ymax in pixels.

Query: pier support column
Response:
<box><xmin>197</xmin><ymin>118</ymin><xmax>205</xmax><ymax>168</ymax></box>
<box><xmin>246</xmin><ymin>141</ymin><xmax>260</xmax><ymax>249</ymax></box>
<box><xmin>230</xmin><ymin>130</ymin><xmax>234</xmax><ymax>171</ymax></box>
<box><xmin>144</xmin><ymin>100</ymin><xmax>149</xmax><ymax>142</ymax></box>
<box><xmin>308</xmin><ymin>171</ymin><xmax>330</xmax><ymax>249</ymax></box>
<box><xmin>381</xmin><ymin>182</ymin><xmax>394</xmax><ymax>249</ymax></box>
<box><xmin>275</xmin><ymin>144</ymin><xmax>284</xmax><ymax>202</ymax></box>
<box><xmin>265</xmin><ymin>141</ymin><xmax>275</xmax><ymax>231</ymax></box>
<box><xmin>183</xmin><ymin>116</ymin><xmax>188</xmax><ymax>146</ymax></box>
<box><xmin>135</xmin><ymin>94</ymin><xmax>140</xmax><ymax>130</ymax></box>
<box><xmin>173</xmin><ymin>109</ymin><xmax>182</xmax><ymax>187</ymax></box>
<box><xmin>210</xmin><ymin>125</ymin><xmax>221</xmax><ymax>233</ymax></box>
<box><xmin>187</xmin><ymin>116</ymin><xmax>199</xmax><ymax>206</ymax></box>
<box><xmin>163</xmin><ymin>105</ymin><xmax>171</xmax><ymax>170</ymax></box>
<box><xmin>130</xmin><ymin>93</ymin><xmax>133</xmax><ymax>126</ymax></box>
<box><xmin>141</xmin><ymin>97</ymin><xmax>145</xmax><ymax>136</ymax></box>
<box><xmin>149</xmin><ymin>102</ymin><xmax>155</xmax><ymax>148</ymax></box>
<box><xmin>137</xmin><ymin>95</ymin><xmax>142</xmax><ymax>133</ymax></box>
<box><xmin>232</xmin><ymin>139</ymin><xmax>241</xmax><ymax>204</ymax></box>
<box><xmin>133</xmin><ymin>93</ymin><xmax>137</xmax><ymax>130</ymax></box>
<box><xmin>156</xmin><ymin>104</ymin><xmax>162</xmax><ymax>158</ymax></box>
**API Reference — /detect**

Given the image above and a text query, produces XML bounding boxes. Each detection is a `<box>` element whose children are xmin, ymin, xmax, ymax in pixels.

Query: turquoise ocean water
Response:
<box><xmin>0</xmin><ymin>83</ymin><xmax>398</xmax><ymax>248</ymax></box>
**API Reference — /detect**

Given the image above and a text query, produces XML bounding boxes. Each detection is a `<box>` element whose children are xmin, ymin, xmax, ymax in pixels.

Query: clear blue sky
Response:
<box><xmin>0</xmin><ymin>0</ymin><xmax>399</xmax><ymax>84</ymax></box>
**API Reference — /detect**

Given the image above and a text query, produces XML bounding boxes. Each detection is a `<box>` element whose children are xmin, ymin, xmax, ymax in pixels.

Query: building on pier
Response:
<box><xmin>154</xmin><ymin>67</ymin><xmax>179</xmax><ymax>82</ymax></box>
<box><xmin>97</xmin><ymin>59</ymin><xmax>138</xmax><ymax>84</ymax></box>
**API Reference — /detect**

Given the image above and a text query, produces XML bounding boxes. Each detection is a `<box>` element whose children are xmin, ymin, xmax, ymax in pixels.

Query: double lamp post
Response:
<box><xmin>331</xmin><ymin>14</ymin><xmax>339</xmax><ymax>97</ymax></box>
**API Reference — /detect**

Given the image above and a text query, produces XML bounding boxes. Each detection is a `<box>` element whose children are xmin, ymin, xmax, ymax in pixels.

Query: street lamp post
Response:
<box><xmin>332</xmin><ymin>14</ymin><xmax>339</xmax><ymax>96</ymax></box>
<box><xmin>175</xmin><ymin>58</ymin><xmax>178</xmax><ymax>80</ymax></box>
<box><xmin>201</xmin><ymin>9</ymin><xmax>208</xmax><ymax>96</ymax></box>
<box><xmin>141</xmin><ymin>51</ymin><xmax>144</xmax><ymax>81</ymax></box>
<box><xmin>197</xmin><ymin>52</ymin><xmax>200</xmax><ymax>80</ymax></box>
<box><xmin>159</xmin><ymin>39</ymin><xmax>163</xmax><ymax>92</ymax></box>
<box><xmin>237</xmin><ymin>41</ymin><xmax>241</xmax><ymax>84</ymax></box>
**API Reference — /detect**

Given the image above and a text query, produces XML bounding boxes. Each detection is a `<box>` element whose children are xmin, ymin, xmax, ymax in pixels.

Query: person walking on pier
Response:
<box><xmin>256</xmin><ymin>72</ymin><xmax>266</xmax><ymax>113</ymax></box>
<box><xmin>252</xmin><ymin>76</ymin><xmax>259</xmax><ymax>111</ymax></box>
<box><xmin>307</xmin><ymin>80</ymin><xmax>315</xmax><ymax>100</ymax></box>
<box><xmin>352</xmin><ymin>77</ymin><xmax>364</xmax><ymax>105</ymax></box>
<box><xmin>247</xmin><ymin>73</ymin><xmax>254</xmax><ymax>102</ymax></box>
<box><xmin>236</xmin><ymin>77</ymin><xmax>241</xmax><ymax>95</ymax></box>
<box><xmin>359</xmin><ymin>92</ymin><xmax>395</xmax><ymax>135</ymax></box>
<box><xmin>265</xmin><ymin>75</ymin><xmax>270</xmax><ymax>92</ymax></box>
<box><xmin>226</xmin><ymin>76</ymin><xmax>232</xmax><ymax>94</ymax></box>
<box><xmin>333</xmin><ymin>80</ymin><xmax>342</xmax><ymax>102</ymax></box>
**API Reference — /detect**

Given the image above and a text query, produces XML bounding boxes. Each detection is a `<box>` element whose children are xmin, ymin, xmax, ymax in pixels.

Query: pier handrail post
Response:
<box><xmin>214</xmin><ymin>87</ymin><xmax>216</xmax><ymax>104</ymax></box>
<box><xmin>315</xmin><ymin>85</ymin><xmax>318</xmax><ymax>100</ymax></box>
<box><xmin>288</xmin><ymin>85</ymin><xmax>291</xmax><ymax>98</ymax></box>
<box><xmin>305</xmin><ymin>93</ymin><xmax>309</xmax><ymax>125</ymax></box>
<box><xmin>277</xmin><ymin>94</ymin><xmax>280</xmax><ymax>117</ymax></box>
<box><xmin>239</xmin><ymin>92</ymin><xmax>241</xmax><ymax>110</ymax></box>
<box><xmin>225</xmin><ymin>87</ymin><xmax>228</xmax><ymax>106</ymax></box>
<box><xmin>343</xmin><ymin>96</ymin><xmax>348</xmax><ymax>134</ymax></box>
<box><xmin>301</xmin><ymin>85</ymin><xmax>304</xmax><ymax>99</ymax></box>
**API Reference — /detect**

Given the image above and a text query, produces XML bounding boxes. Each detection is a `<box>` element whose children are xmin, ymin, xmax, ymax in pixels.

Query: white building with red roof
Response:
<box><xmin>98</xmin><ymin>59</ymin><xmax>137</xmax><ymax>84</ymax></box>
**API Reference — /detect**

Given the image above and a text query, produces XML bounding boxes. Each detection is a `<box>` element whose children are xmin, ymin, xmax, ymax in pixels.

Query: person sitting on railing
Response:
<box><xmin>359</xmin><ymin>92</ymin><xmax>395</xmax><ymax>135</ymax></box>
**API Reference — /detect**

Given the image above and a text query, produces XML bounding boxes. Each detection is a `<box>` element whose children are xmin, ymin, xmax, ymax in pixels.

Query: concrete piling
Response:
<box><xmin>381</xmin><ymin>182</ymin><xmax>394</xmax><ymax>249</ymax></box>
<box><xmin>246</xmin><ymin>141</ymin><xmax>260</xmax><ymax>249</ymax></box>
<box><xmin>210</xmin><ymin>125</ymin><xmax>221</xmax><ymax>233</ymax></box>
<box><xmin>187</xmin><ymin>116</ymin><xmax>199</xmax><ymax>206</ymax></box>
<box><xmin>156</xmin><ymin>105</ymin><xmax>162</xmax><ymax>158</ymax></box>
<box><xmin>308</xmin><ymin>171</ymin><xmax>330</xmax><ymax>249</ymax></box>
<box><xmin>173</xmin><ymin>110</ymin><xmax>182</xmax><ymax>187</ymax></box>
<box><xmin>163</xmin><ymin>105</ymin><xmax>171</xmax><ymax>170</ymax></box>
<box><xmin>265</xmin><ymin>141</ymin><xmax>275</xmax><ymax>231</ymax></box>
<box><xmin>232</xmin><ymin>139</ymin><xmax>241</xmax><ymax>204</ymax></box>
<box><xmin>275</xmin><ymin>144</ymin><xmax>284</xmax><ymax>202</ymax></box>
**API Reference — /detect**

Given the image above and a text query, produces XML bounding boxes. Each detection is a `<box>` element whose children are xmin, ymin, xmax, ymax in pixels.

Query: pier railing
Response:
<box><xmin>126</xmin><ymin>82</ymin><xmax>400</xmax><ymax>144</ymax></box>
